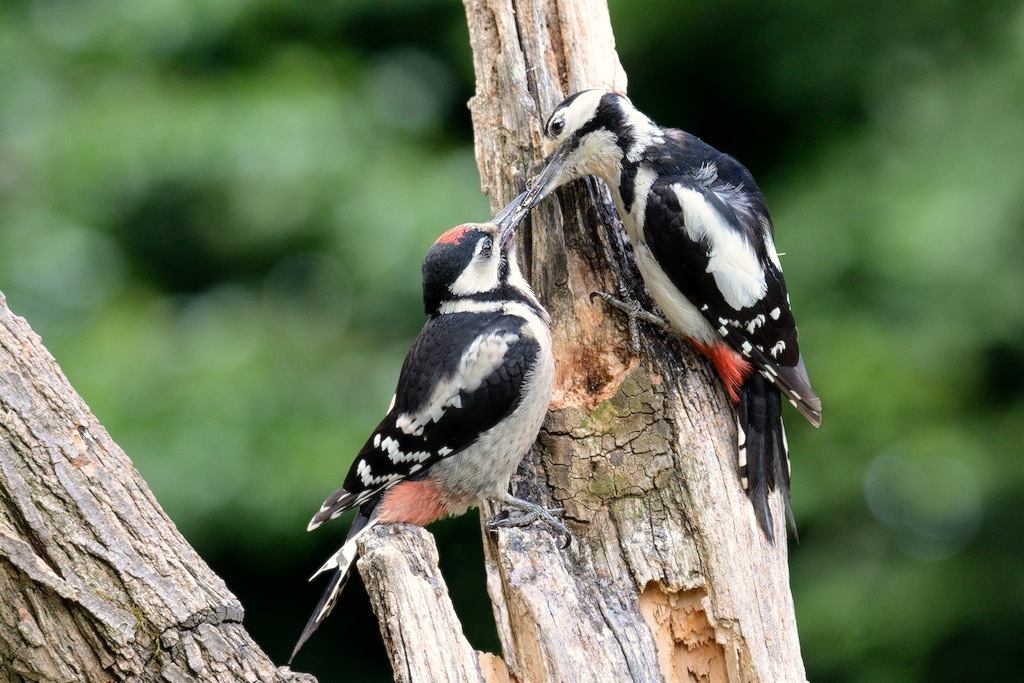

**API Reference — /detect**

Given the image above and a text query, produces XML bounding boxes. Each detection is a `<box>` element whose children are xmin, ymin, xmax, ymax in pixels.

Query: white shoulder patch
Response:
<box><xmin>671</xmin><ymin>184</ymin><xmax>768</xmax><ymax>310</ymax></box>
<box><xmin>398</xmin><ymin>330</ymin><xmax>521</xmax><ymax>437</ymax></box>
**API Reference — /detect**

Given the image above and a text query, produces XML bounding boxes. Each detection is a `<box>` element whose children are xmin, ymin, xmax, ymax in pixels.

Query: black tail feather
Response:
<box><xmin>289</xmin><ymin>508</ymin><xmax>376</xmax><ymax>665</ymax></box>
<box><xmin>289</xmin><ymin>567</ymin><xmax>352</xmax><ymax>665</ymax></box>
<box><xmin>738</xmin><ymin>373</ymin><xmax>797</xmax><ymax>543</ymax></box>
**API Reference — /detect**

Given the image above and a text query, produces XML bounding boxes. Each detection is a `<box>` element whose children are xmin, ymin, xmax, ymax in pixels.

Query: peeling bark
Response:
<box><xmin>0</xmin><ymin>291</ymin><xmax>312</xmax><ymax>682</ymax></box>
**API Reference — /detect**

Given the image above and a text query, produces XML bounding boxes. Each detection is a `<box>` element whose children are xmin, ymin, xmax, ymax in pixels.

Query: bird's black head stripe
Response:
<box><xmin>575</xmin><ymin>93</ymin><xmax>635</xmax><ymax>157</ymax></box>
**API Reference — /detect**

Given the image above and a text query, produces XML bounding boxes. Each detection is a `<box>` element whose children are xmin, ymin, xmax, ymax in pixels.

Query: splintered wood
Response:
<box><xmin>640</xmin><ymin>583</ymin><xmax>730</xmax><ymax>683</ymax></box>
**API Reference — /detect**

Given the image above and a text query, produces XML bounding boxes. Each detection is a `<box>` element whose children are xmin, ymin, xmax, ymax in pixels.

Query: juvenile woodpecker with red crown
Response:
<box><xmin>502</xmin><ymin>89</ymin><xmax>821</xmax><ymax>540</ymax></box>
<box><xmin>289</xmin><ymin>199</ymin><xmax>559</xmax><ymax>662</ymax></box>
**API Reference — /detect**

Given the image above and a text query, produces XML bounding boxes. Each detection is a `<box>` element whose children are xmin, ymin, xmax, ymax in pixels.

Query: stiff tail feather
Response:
<box><xmin>289</xmin><ymin>510</ymin><xmax>378</xmax><ymax>664</ymax></box>
<box><xmin>737</xmin><ymin>373</ymin><xmax>797</xmax><ymax>543</ymax></box>
<box><xmin>765</xmin><ymin>352</ymin><xmax>821</xmax><ymax>428</ymax></box>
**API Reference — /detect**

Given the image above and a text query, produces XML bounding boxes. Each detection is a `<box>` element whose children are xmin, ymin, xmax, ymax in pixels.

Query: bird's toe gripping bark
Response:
<box><xmin>590</xmin><ymin>285</ymin><xmax>670</xmax><ymax>355</ymax></box>
<box><xmin>488</xmin><ymin>494</ymin><xmax>571</xmax><ymax>548</ymax></box>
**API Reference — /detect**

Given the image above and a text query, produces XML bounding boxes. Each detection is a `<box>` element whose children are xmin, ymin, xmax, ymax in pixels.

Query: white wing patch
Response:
<box><xmin>746</xmin><ymin>314</ymin><xmax>766</xmax><ymax>334</ymax></box>
<box><xmin>672</xmin><ymin>184</ymin><xmax>767</xmax><ymax>310</ymax></box>
<box><xmin>356</xmin><ymin>460</ymin><xmax>404</xmax><ymax>488</ymax></box>
<box><xmin>378</xmin><ymin>436</ymin><xmax>431</xmax><ymax>464</ymax></box>
<box><xmin>396</xmin><ymin>331</ymin><xmax>520</xmax><ymax>437</ymax></box>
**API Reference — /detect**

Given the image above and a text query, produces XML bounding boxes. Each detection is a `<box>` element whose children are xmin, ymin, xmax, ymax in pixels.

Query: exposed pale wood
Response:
<box><xmin>0</xmin><ymin>291</ymin><xmax>313</xmax><ymax>682</ymax></box>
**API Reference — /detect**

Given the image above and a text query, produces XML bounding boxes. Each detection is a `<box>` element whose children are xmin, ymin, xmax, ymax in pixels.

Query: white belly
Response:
<box><xmin>633</xmin><ymin>242</ymin><xmax>718</xmax><ymax>345</ymax></box>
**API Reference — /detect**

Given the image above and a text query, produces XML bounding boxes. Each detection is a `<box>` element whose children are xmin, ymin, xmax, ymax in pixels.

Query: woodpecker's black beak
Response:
<box><xmin>494</xmin><ymin>190</ymin><xmax>532</xmax><ymax>249</ymax></box>
<box><xmin>494</xmin><ymin>144</ymin><xmax>570</xmax><ymax>249</ymax></box>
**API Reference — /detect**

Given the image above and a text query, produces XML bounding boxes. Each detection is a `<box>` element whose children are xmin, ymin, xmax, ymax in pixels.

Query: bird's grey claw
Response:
<box><xmin>489</xmin><ymin>496</ymin><xmax>572</xmax><ymax>548</ymax></box>
<box><xmin>591</xmin><ymin>287</ymin><xmax>669</xmax><ymax>354</ymax></box>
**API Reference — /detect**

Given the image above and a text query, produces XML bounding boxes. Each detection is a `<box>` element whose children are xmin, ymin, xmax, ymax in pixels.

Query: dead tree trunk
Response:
<box><xmin>357</xmin><ymin>1</ymin><xmax>808</xmax><ymax>681</ymax></box>
<box><xmin>462</xmin><ymin>1</ymin><xmax>806</xmax><ymax>680</ymax></box>
<box><xmin>0</xmin><ymin>291</ymin><xmax>313</xmax><ymax>682</ymax></box>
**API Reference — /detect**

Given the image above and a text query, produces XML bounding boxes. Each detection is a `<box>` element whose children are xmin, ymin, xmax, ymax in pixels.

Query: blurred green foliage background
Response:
<box><xmin>2</xmin><ymin>0</ymin><xmax>1023</xmax><ymax>681</ymax></box>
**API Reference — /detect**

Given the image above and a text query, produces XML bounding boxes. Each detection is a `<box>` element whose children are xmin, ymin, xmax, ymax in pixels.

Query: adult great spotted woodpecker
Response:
<box><xmin>289</xmin><ymin>199</ymin><xmax>559</xmax><ymax>662</ymax></box>
<box><xmin>501</xmin><ymin>89</ymin><xmax>821</xmax><ymax>541</ymax></box>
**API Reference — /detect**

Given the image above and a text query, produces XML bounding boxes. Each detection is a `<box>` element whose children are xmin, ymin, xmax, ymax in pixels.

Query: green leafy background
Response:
<box><xmin>2</xmin><ymin>1</ymin><xmax>1022</xmax><ymax>680</ymax></box>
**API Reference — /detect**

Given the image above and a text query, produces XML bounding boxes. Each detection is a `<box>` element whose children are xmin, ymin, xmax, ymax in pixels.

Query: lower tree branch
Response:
<box><xmin>0</xmin><ymin>291</ymin><xmax>312</xmax><ymax>682</ymax></box>
<box><xmin>356</xmin><ymin>525</ymin><xmax>512</xmax><ymax>683</ymax></box>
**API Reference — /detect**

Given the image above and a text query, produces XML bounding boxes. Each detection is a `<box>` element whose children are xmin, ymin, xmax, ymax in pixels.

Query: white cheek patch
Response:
<box><xmin>450</xmin><ymin>241</ymin><xmax>500</xmax><ymax>295</ymax></box>
<box><xmin>672</xmin><ymin>185</ymin><xmax>768</xmax><ymax>310</ymax></box>
<box><xmin>570</xmin><ymin>129</ymin><xmax>622</xmax><ymax>181</ymax></box>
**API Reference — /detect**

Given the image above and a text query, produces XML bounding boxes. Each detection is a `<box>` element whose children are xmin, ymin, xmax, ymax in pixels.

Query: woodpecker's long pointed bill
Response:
<box><xmin>495</xmin><ymin>146</ymin><xmax>571</xmax><ymax>245</ymax></box>
<box><xmin>494</xmin><ymin>190</ymin><xmax>533</xmax><ymax>249</ymax></box>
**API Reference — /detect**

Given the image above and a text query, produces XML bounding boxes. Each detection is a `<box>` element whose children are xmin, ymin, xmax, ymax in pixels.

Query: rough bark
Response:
<box><xmin>350</xmin><ymin>2</ymin><xmax>806</xmax><ymax>680</ymax></box>
<box><xmin>356</xmin><ymin>525</ymin><xmax>512</xmax><ymax>683</ymax></box>
<box><xmin>459</xmin><ymin>1</ymin><xmax>807</xmax><ymax>681</ymax></box>
<box><xmin>0</xmin><ymin>291</ymin><xmax>312</xmax><ymax>682</ymax></box>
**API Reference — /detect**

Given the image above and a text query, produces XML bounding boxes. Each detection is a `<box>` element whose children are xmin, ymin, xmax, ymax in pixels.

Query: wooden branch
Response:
<box><xmin>0</xmin><ymin>291</ymin><xmax>313</xmax><ymax>682</ymax></box>
<box><xmin>356</xmin><ymin>525</ymin><xmax>511</xmax><ymax>683</ymax></box>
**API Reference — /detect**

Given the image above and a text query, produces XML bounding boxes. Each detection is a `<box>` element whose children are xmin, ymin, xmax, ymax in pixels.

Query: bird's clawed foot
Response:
<box><xmin>590</xmin><ymin>284</ymin><xmax>670</xmax><ymax>355</ymax></box>
<box><xmin>488</xmin><ymin>494</ymin><xmax>571</xmax><ymax>548</ymax></box>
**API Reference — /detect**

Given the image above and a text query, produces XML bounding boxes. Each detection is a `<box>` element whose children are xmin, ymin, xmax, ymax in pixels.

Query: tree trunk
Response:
<box><xmin>353</xmin><ymin>1</ymin><xmax>806</xmax><ymax>680</ymax></box>
<box><xmin>460</xmin><ymin>0</ymin><xmax>807</xmax><ymax>681</ymax></box>
<box><xmin>0</xmin><ymin>291</ymin><xmax>312</xmax><ymax>682</ymax></box>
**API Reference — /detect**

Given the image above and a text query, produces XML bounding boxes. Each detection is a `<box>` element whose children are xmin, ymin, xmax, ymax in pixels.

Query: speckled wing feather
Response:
<box><xmin>308</xmin><ymin>310</ymin><xmax>541</xmax><ymax>529</ymax></box>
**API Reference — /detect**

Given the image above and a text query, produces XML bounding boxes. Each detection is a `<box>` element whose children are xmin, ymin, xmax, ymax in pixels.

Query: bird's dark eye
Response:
<box><xmin>549</xmin><ymin>118</ymin><xmax>566</xmax><ymax>137</ymax></box>
<box><xmin>480</xmin><ymin>237</ymin><xmax>493</xmax><ymax>257</ymax></box>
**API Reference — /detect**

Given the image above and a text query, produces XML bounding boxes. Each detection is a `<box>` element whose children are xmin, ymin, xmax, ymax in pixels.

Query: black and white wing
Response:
<box><xmin>308</xmin><ymin>310</ymin><xmax>541</xmax><ymax>529</ymax></box>
<box><xmin>641</xmin><ymin>133</ymin><xmax>820</xmax><ymax>425</ymax></box>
